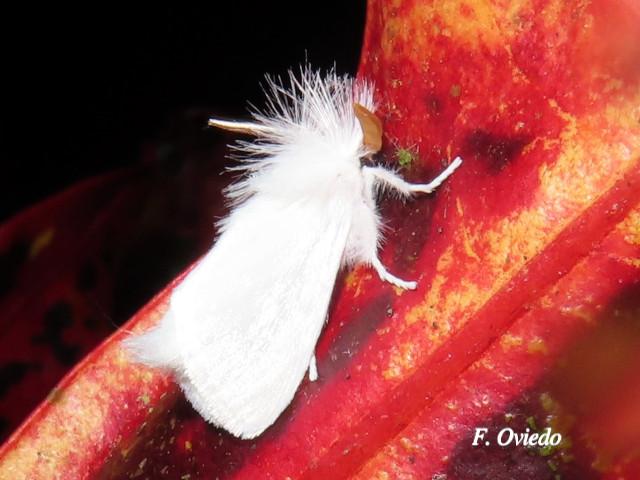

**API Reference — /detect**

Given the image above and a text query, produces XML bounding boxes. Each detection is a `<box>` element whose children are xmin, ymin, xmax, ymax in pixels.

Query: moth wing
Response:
<box><xmin>172</xmin><ymin>194</ymin><xmax>351</xmax><ymax>438</ymax></box>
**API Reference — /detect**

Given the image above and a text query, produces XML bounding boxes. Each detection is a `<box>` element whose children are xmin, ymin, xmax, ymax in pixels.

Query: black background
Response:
<box><xmin>2</xmin><ymin>3</ymin><xmax>367</xmax><ymax>221</ymax></box>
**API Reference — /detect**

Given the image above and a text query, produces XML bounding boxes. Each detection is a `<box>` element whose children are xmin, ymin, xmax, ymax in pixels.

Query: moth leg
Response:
<box><xmin>372</xmin><ymin>256</ymin><xmax>417</xmax><ymax>290</ymax></box>
<box><xmin>308</xmin><ymin>354</ymin><xmax>318</xmax><ymax>382</ymax></box>
<box><xmin>364</xmin><ymin>156</ymin><xmax>462</xmax><ymax>195</ymax></box>
<box><xmin>349</xmin><ymin>169</ymin><xmax>417</xmax><ymax>290</ymax></box>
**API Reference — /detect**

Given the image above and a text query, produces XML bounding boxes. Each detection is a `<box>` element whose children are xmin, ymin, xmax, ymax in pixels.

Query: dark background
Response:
<box><xmin>2</xmin><ymin>3</ymin><xmax>367</xmax><ymax>221</ymax></box>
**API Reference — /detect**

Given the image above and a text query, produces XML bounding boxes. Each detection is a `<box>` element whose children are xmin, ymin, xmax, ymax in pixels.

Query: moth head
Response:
<box><xmin>354</xmin><ymin>103</ymin><xmax>383</xmax><ymax>156</ymax></box>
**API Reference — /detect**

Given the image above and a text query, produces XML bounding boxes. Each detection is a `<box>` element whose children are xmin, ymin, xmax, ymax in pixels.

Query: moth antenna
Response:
<box><xmin>353</xmin><ymin>103</ymin><xmax>383</xmax><ymax>153</ymax></box>
<box><xmin>208</xmin><ymin>118</ymin><xmax>275</xmax><ymax>136</ymax></box>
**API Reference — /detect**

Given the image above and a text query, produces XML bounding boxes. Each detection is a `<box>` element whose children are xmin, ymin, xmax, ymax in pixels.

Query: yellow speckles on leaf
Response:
<box><xmin>422</xmin><ymin>0</ymin><xmax>503</xmax><ymax>49</ymax></box>
<box><xmin>484</xmin><ymin>209</ymin><xmax>549</xmax><ymax>275</ymax></box>
<box><xmin>406</xmin><ymin>276</ymin><xmax>483</xmax><ymax>339</ymax></box>
<box><xmin>374</xmin><ymin>35</ymin><xmax>640</xmax><ymax>386</ymax></box>
<box><xmin>344</xmin><ymin>269</ymin><xmax>359</xmax><ymax>290</ymax></box>
<box><xmin>405</xmin><ymin>276</ymin><xmax>443</xmax><ymax>326</ymax></box>
<box><xmin>377</xmin><ymin>326</ymin><xmax>391</xmax><ymax>336</ymax></box>
<box><xmin>15</xmin><ymin>373</ymin><xmax>109</xmax><ymax>475</ymax></box>
<box><xmin>405</xmin><ymin>248</ymin><xmax>452</xmax><ymax>326</ymax></box>
<box><xmin>504</xmin><ymin>0</ymin><xmax>535</xmax><ymax>23</ymax></box>
<box><xmin>500</xmin><ymin>334</ymin><xmax>523</xmax><ymax>350</ymax></box>
<box><xmin>383</xmin><ymin>342</ymin><xmax>419</xmax><ymax>380</ymax></box>
<box><xmin>399</xmin><ymin>436</ymin><xmax>419</xmax><ymax>453</ymax></box>
<box><xmin>559</xmin><ymin>305</ymin><xmax>594</xmax><ymax>323</ymax></box>
<box><xmin>381</xmin><ymin>11</ymin><xmax>417</xmax><ymax>60</ymax></box>
<box><xmin>527</xmin><ymin>337</ymin><xmax>549</xmax><ymax>355</ymax></box>
<box><xmin>538</xmin><ymin>108</ymin><xmax>636</xmax><ymax>216</ymax></box>
<box><xmin>360</xmin><ymin>439</ymin><xmax>427</xmax><ymax>479</ymax></box>
<box><xmin>425</xmin><ymin>279</ymin><xmax>481</xmax><ymax>341</ymax></box>
<box><xmin>548</xmin><ymin>99</ymin><xmax>578</xmax><ymax>141</ymax></box>
<box><xmin>392</xmin><ymin>285</ymin><xmax>409</xmax><ymax>297</ymax></box>
<box><xmin>395</xmin><ymin>96</ymin><xmax>638</xmax><ymax>380</ymax></box>
<box><xmin>344</xmin><ymin>268</ymin><xmax>372</xmax><ymax>298</ymax></box>
<box><xmin>478</xmin><ymin>357</ymin><xmax>495</xmax><ymax>371</ymax></box>
<box><xmin>541</xmin><ymin>0</ymin><xmax>565</xmax><ymax>28</ymax></box>
<box><xmin>621</xmin><ymin>257</ymin><xmax>640</xmax><ymax>269</ymax></box>
<box><xmin>437</xmin><ymin>245</ymin><xmax>454</xmax><ymax>272</ymax></box>
<box><xmin>539</xmin><ymin>136</ymin><xmax>560</xmax><ymax>152</ymax></box>
<box><xmin>448</xmin><ymin>279</ymin><xmax>484</xmax><ymax>317</ymax></box>
<box><xmin>603</xmin><ymin>89</ymin><xmax>640</xmax><ymax>131</ymax></box>
<box><xmin>461</xmin><ymin>226</ymin><xmax>481</xmax><ymax>261</ymax></box>
<box><xmin>455</xmin><ymin>197</ymin><xmax>464</xmax><ymax>217</ymax></box>
<box><xmin>603</xmin><ymin>78</ymin><xmax>624</xmax><ymax>94</ymax></box>
<box><xmin>29</xmin><ymin>227</ymin><xmax>55</xmax><ymax>258</ymax></box>
<box><xmin>618</xmin><ymin>208</ymin><xmax>640</xmax><ymax>246</ymax></box>
<box><xmin>538</xmin><ymin>294</ymin><xmax>554</xmax><ymax>309</ymax></box>
<box><xmin>505</xmin><ymin>44</ymin><xmax>531</xmax><ymax>85</ymax></box>
<box><xmin>382</xmin><ymin>0</ymin><xmax>530</xmax><ymax>62</ymax></box>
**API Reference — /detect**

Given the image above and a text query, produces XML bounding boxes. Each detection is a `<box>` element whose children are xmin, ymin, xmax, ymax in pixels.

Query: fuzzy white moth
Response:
<box><xmin>125</xmin><ymin>67</ymin><xmax>462</xmax><ymax>439</ymax></box>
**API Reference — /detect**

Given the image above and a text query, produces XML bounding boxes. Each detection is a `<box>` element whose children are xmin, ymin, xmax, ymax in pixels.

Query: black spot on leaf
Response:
<box><xmin>0</xmin><ymin>241</ymin><xmax>29</xmax><ymax>297</ymax></box>
<box><xmin>76</xmin><ymin>262</ymin><xmax>98</xmax><ymax>291</ymax></box>
<box><xmin>33</xmin><ymin>301</ymin><xmax>80</xmax><ymax>365</ymax></box>
<box><xmin>464</xmin><ymin>129</ymin><xmax>530</xmax><ymax>173</ymax></box>
<box><xmin>0</xmin><ymin>361</ymin><xmax>34</xmax><ymax>397</ymax></box>
<box><xmin>54</xmin><ymin>343</ymin><xmax>80</xmax><ymax>366</ymax></box>
<box><xmin>425</xmin><ymin>95</ymin><xmax>443</xmax><ymax>116</ymax></box>
<box><xmin>33</xmin><ymin>302</ymin><xmax>74</xmax><ymax>343</ymax></box>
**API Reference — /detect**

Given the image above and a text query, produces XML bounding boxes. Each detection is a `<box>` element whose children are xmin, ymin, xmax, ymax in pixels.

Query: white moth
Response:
<box><xmin>125</xmin><ymin>67</ymin><xmax>462</xmax><ymax>439</ymax></box>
